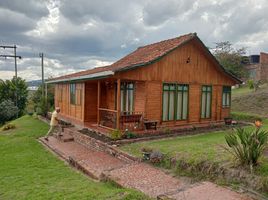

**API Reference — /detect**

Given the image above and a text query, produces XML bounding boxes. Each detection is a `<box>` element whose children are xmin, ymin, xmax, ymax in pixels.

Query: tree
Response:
<box><xmin>213</xmin><ymin>41</ymin><xmax>248</xmax><ymax>79</ymax></box>
<box><xmin>0</xmin><ymin>77</ymin><xmax>28</xmax><ymax>116</ymax></box>
<box><xmin>0</xmin><ymin>100</ymin><xmax>19</xmax><ymax>124</ymax></box>
<box><xmin>31</xmin><ymin>84</ymin><xmax>54</xmax><ymax>116</ymax></box>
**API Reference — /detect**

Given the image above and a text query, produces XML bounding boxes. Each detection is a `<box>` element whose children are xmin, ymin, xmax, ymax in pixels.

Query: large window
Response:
<box><xmin>162</xmin><ymin>83</ymin><xmax>189</xmax><ymax>121</ymax></box>
<box><xmin>120</xmin><ymin>82</ymin><xmax>134</xmax><ymax>113</ymax></box>
<box><xmin>70</xmin><ymin>83</ymin><xmax>76</xmax><ymax>105</ymax></box>
<box><xmin>201</xmin><ymin>85</ymin><xmax>212</xmax><ymax>119</ymax></box>
<box><xmin>222</xmin><ymin>86</ymin><xmax>231</xmax><ymax>107</ymax></box>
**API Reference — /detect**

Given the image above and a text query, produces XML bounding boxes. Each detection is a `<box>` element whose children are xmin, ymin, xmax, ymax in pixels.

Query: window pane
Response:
<box><xmin>128</xmin><ymin>90</ymin><xmax>134</xmax><ymax>112</ymax></box>
<box><xmin>182</xmin><ymin>91</ymin><xmax>188</xmax><ymax>119</ymax></box>
<box><xmin>222</xmin><ymin>93</ymin><xmax>226</xmax><ymax>106</ymax></box>
<box><xmin>176</xmin><ymin>91</ymin><xmax>182</xmax><ymax>120</ymax></box>
<box><xmin>164</xmin><ymin>85</ymin><xmax>169</xmax><ymax>90</ymax></box>
<box><xmin>169</xmin><ymin>91</ymin><xmax>175</xmax><ymax>120</ymax></box>
<box><xmin>226</xmin><ymin>93</ymin><xmax>230</xmax><ymax>106</ymax></box>
<box><xmin>163</xmin><ymin>91</ymin><xmax>169</xmax><ymax>121</ymax></box>
<box><xmin>201</xmin><ymin>92</ymin><xmax>206</xmax><ymax>118</ymax></box>
<box><xmin>206</xmin><ymin>93</ymin><xmax>211</xmax><ymax>118</ymax></box>
<box><xmin>120</xmin><ymin>89</ymin><xmax>124</xmax><ymax>112</ymax></box>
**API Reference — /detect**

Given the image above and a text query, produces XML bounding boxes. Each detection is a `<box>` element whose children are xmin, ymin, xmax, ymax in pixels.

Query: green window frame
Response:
<box><xmin>222</xmin><ymin>86</ymin><xmax>231</xmax><ymax>108</ymax></box>
<box><xmin>162</xmin><ymin>83</ymin><xmax>189</xmax><ymax>121</ymax></box>
<box><xmin>120</xmin><ymin>82</ymin><xmax>134</xmax><ymax>114</ymax></box>
<box><xmin>201</xmin><ymin>85</ymin><xmax>212</xmax><ymax>119</ymax></box>
<box><xmin>70</xmin><ymin>83</ymin><xmax>76</xmax><ymax>105</ymax></box>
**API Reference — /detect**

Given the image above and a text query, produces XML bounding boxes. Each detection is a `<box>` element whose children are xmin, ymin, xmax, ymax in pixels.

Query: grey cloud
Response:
<box><xmin>0</xmin><ymin>0</ymin><xmax>49</xmax><ymax>19</ymax></box>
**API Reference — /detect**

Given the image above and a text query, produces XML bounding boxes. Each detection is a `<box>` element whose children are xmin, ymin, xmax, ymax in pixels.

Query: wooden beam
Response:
<box><xmin>116</xmin><ymin>79</ymin><xmax>121</xmax><ymax>129</ymax></box>
<box><xmin>97</xmin><ymin>80</ymin><xmax>101</xmax><ymax>125</ymax></box>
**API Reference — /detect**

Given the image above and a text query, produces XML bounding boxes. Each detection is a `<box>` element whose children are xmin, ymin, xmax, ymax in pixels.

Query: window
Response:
<box><xmin>222</xmin><ymin>86</ymin><xmax>231</xmax><ymax>107</ymax></box>
<box><xmin>201</xmin><ymin>85</ymin><xmax>212</xmax><ymax>119</ymax></box>
<box><xmin>120</xmin><ymin>82</ymin><xmax>134</xmax><ymax>113</ymax></box>
<box><xmin>70</xmin><ymin>83</ymin><xmax>76</xmax><ymax>105</ymax></box>
<box><xmin>162</xmin><ymin>83</ymin><xmax>189</xmax><ymax>121</ymax></box>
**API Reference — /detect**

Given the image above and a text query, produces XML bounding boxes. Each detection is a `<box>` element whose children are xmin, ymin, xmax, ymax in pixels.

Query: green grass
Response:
<box><xmin>120</xmin><ymin>120</ymin><xmax>268</xmax><ymax>176</ymax></box>
<box><xmin>0</xmin><ymin>115</ymin><xmax>149</xmax><ymax>200</ymax></box>
<box><xmin>232</xmin><ymin>85</ymin><xmax>253</xmax><ymax>97</ymax></box>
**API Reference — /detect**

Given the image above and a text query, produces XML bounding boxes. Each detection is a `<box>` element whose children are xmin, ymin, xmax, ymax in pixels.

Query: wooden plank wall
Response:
<box><xmin>54</xmin><ymin>82</ymin><xmax>84</xmax><ymax>123</ymax></box>
<box><xmin>84</xmin><ymin>82</ymin><xmax>98</xmax><ymax>122</ymax></box>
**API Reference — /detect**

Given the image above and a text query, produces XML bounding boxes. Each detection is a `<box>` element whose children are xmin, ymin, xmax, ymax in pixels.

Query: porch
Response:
<box><xmin>84</xmin><ymin>78</ymin><xmax>149</xmax><ymax>132</ymax></box>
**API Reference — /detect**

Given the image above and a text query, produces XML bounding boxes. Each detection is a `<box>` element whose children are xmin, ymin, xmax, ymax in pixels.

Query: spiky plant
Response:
<box><xmin>225</xmin><ymin>126</ymin><xmax>268</xmax><ymax>172</ymax></box>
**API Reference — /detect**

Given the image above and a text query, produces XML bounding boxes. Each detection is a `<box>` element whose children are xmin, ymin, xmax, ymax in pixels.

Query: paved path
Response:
<box><xmin>40</xmin><ymin>136</ymin><xmax>253</xmax><ymax>200</ymax></box>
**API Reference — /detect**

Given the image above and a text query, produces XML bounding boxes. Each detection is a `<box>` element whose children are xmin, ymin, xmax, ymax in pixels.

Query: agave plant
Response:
<box><xmin>225</xmin><ymin>126</ymin><xmax>268</xmax><ymax>171</ymax></box>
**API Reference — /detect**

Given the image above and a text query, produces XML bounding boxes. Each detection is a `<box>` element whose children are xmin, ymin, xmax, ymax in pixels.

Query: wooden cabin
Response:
<box><xmin>47</xmin><ymin>33</ymin><xmax>241</xmax><ymax>133</ymax></box>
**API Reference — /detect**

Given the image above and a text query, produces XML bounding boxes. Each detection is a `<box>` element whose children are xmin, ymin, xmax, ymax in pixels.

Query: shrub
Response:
<box><xmin>231</xmin><ymin>112</ymin><xmax>264</xmax><ymax>122</ymax></box>
<box><xmin>224</xmin><ymin>126</ymin><xmax>268</xmax><ymax>171</ymax></box>
<box><xmin>110</xmin><ymin>129</ymin><xmax>122</xmax><ymax>140</ymax></box>
<box><xmin>123</xmin><ymin>130</ymin><xmax>137</xmax><ymax>139</ymax></box>
<box><xmin>0</xmin><ymin>100</ymin><xmax>19</xmax><ymax>124</ymax></box>
<box><xmin>248</xmin><ymin>79</ymin><xmax>254</xmax><ymax>89</ymax></box>
<box><xmin>2</xmin><ymin>123</ymin><xmax>16</xmax><ymax>131</ymax></box>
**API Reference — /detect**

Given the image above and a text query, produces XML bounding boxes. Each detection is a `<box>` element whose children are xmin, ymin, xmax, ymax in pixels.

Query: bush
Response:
<box><xmin>231</xmin><ymin>112</ymin><xmax>265</xmax><ymax>122</ymax></box>
<box><xmin>0</xmin><ymin>100</ymin><xmax>19</xmax><ymax>124</ymax></box>
<box><xmin>2</xmin><ymin>123</ymin><xmax>16</xmax><ymax>131</ymax></box>
<box><xmin>110</xmin><ymin>129</ymin><xmax>122</xmax><ymax>140</ymax></box>
<box><xmin>247</xmin><ymin>79</ymin><xmax>254</xmax><ymax>89</ymax></box>
<box><xmin>123</xmin><ymin>130</ymin><xmax>137</xmax><ymax>139</ymax></box>
<box><xmin>224</xmin><ymin>126</ymin><xmax>268</xmax><ymax>171</ymax></box>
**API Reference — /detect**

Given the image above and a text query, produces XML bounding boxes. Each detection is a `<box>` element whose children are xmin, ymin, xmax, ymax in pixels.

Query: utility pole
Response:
<box><xmin>0</xmin><ymin>45</ymin><xmax>21</xmax><ymax>79</ymax></box>
<box><xmin>39</xmin><ymin>53</ymin><xmax>44</xmax><ymax>98</ymax></box>
<box><xmin>0</xmin><ymin>45</ymin><xmax>22</xmax><ymax>114</ymax></box>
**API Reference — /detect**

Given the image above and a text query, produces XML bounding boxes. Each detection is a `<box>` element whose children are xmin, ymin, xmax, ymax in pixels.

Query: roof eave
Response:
<box><xmin>46</xmin><ymin>70</ymin><xmax>114</xmax><ymax>84</ymax></box>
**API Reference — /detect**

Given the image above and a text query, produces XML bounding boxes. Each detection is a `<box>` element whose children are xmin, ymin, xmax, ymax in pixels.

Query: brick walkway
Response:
<box><xmin>40</xmin><ymin>136</ymin><xmax>253</xmax><ymax>200</ymax></box>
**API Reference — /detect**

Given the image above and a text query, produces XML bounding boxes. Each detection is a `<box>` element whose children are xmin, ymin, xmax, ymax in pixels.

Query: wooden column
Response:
<box><xmin>97</xmin><ymin>80</ymin><xmax>101</xmax><ymax>125</ymax></box>
<box><xmin>116</xmin><ymin>79</ymin><xmax>121</xmax><ymax>129</ymax></box>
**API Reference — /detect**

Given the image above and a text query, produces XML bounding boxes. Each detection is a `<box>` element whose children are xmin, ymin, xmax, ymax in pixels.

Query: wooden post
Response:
<box><xmin>97</xmin><ymin>80</ymin><xmax>101</xmax><ymax>125</ymax></box>
<box><xmin>116</xmin><ymin>79</ymin><xmax>121</xmax><ymax>129</ymax></box>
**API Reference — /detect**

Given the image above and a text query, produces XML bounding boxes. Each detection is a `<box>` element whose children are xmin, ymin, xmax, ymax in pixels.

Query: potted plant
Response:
<box><xmin>141</xmin><ymin>147</ymin><xmax>153</xmax><ymax>160</ymax></box>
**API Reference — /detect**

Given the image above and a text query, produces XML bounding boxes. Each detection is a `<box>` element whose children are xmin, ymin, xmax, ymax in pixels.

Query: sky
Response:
<box><xmin>0</xmin><ymin>0</ymin><xmax>268</xmax><ymax>81</ymax></box>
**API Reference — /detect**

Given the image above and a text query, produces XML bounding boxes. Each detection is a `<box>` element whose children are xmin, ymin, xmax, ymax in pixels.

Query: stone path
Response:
<box><xmin>40</xmin><ymin>136</ymin><xmax>253</xmax><ymax>200</ymax></box>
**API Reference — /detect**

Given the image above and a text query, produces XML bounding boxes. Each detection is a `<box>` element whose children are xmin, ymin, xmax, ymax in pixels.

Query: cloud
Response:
<box><xmin>0</xmin><ymin>0</ymin><xmax>268</xmax><ymax>81</ymax></box>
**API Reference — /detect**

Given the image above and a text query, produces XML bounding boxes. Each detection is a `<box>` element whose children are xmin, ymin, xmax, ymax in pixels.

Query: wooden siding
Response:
<box><xmin>114</xmin><ymin>39</ymin><xmax>235</xmax><ymax>85</ymax></box>
<box><xmin>145</xmin><ymin>81</ymin><xmax>162</xmax><ymax>121</ymax></box>
<box><xmin>54</xmin><ymin>82</ymin><xmax>84</xmax><ymax>123</ymax></box>
<box><xmin>84</xmin><ymin>82</ymin><xmax>98</xmax><ymax>122</ymax></box>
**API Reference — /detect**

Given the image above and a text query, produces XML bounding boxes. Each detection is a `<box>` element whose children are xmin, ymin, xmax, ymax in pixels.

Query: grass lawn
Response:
<box><xmin>0</xmin><ymin>115</ymin><xmax>149</xmax><ymax>200</ymax></box>
<box><xmin>120</xmin><ymin>120</ymin><xmax>268</xmax><ymax>176</ymax></box>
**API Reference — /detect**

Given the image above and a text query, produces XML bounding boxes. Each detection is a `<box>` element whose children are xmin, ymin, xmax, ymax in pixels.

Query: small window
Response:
<box><xmin>70</xmin><ymin>83</ymin><xmax>76</xmax><ymax>105</ymax></box>
<box><xmin>222</xmin><ymin>86</ymin><xmax>231</xmax><ymax>108</ymax></box>
<box><xmin>201</xmin><ymin>85</ymin><xmax>212</xmax><ymax>119</ymax></box>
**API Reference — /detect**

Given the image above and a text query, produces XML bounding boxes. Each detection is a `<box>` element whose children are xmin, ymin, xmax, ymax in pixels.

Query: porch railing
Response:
<box><xmin>98</xmin><ymin>108</ymin><xmax>144</xmax><ymax>131</ymax></box>
<box><xmin>98</xmin><ymin>108</ymin><xmax>117</xmax><ymax>130</ymax></box>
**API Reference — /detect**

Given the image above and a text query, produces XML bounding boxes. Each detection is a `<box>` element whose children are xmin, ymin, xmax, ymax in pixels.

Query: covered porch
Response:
<box><xmin>84</xmin><ymin>78</ymin><xmax>146</xmax><ymax>132</ymax></box>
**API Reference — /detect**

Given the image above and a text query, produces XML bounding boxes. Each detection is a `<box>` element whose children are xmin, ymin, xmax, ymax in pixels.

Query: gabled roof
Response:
<box><xmin>47</xmin><ymin>33</ymin><xmax>241</xmax><ymax>84</ymax></box>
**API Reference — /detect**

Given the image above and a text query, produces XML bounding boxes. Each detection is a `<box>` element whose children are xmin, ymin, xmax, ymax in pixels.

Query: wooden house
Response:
<box><xmin>47</xmin><ymin>33</ymin><xmax>241</xmax><ymax>133</ymax></box>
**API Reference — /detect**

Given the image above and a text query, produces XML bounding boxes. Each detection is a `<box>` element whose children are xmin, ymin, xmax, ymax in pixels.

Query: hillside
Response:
<box><xmin>232</xmin><ymin>84</ymin><xmax>268</xmax><ymax>116</ymax></box>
